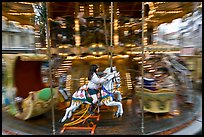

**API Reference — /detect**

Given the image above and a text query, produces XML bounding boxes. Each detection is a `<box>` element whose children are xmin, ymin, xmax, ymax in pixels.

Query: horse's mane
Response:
<box><xmin>103</xmin><ymin>66</ymin><xmax>117</xmax><ymax>74</ymax></box>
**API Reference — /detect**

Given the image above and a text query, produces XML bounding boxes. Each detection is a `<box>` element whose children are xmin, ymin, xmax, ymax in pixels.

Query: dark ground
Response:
<box><xmin>2</xmin><ymin>89</ymin><xmax>202</xmax><ymax>135</ymax></box>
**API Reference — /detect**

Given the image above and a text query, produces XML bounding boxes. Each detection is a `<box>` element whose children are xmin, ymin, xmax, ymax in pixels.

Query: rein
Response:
<box><xmin>101</xmin><ymin>85</ymin><xmax>114</xmax><ymax>99</ymax></box>
<box><xmin>101</xmin><ymin>72</ymin><xmax>120</xmax><ymax>99</ymax></box>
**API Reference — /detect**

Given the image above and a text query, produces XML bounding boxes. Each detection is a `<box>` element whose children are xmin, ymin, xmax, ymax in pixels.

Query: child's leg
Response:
<box><xmin>88</xmin><ymin>94</ymin><xmax>98</xmax><ymax>114</ymax></box>
<box><xmin>91</xmin><ymin>94</ymin><xmax>98</xmax><ymax>104</ymax></box>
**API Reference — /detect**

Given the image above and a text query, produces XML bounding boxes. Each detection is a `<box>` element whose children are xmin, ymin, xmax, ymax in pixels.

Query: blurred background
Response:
<box><xmin>2</xmin><ymin>2</ymin><xmax>202</xmax><ymax>95</ymax></box>
<box><xmin>2</xmin><ymin>2</ymin><xmax>202</xmax><ymax>135</ymax></box>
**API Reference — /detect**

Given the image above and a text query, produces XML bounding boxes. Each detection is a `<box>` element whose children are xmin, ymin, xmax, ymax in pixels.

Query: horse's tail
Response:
<box><xmin>67</xmin><ymin>95</ymin><xmax>73</xmax><ymax>108</ymax></box>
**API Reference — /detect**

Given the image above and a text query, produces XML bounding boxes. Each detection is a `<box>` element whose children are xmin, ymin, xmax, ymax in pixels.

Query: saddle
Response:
<box><xmin>80</xmin><ymin>85</ymin><xmax>102</xmax><ymax>103</ymax></box>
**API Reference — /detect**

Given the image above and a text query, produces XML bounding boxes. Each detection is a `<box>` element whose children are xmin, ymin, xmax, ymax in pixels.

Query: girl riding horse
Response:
<box><xmin>60</xmin><ymin>66</ymin><xmax>123</xmax><ymax>123</ymax></box>
<box><xmin>87</xmin><ymin>64</ymin><xmax>109</xmax><ymax>114</ymax></box>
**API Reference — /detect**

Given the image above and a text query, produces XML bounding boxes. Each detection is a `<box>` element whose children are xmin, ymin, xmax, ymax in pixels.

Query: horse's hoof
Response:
<box><xmin>114</xmin><ymin>113</ymin><xmax>120</xmax><ymax>118</ymax></box>
<box><xmin>114</xmin><ymin>113</ymin><xmax>122</xmax><ymax>118</ymax></box>
<box><xmin>60</xmin><ymin>118</ymin><xmax>66</xmax><ymax>123</ymax></box>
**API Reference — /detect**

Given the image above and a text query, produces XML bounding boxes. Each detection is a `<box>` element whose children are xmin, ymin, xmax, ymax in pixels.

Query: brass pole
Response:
<box><xmin>45</xmin><ymin>2</ymin><xmax>56</xmax><ymax>135</ymax></box>
<box><xmin>103</xmin><ymin>2</ymin><xmax>109</xmax><ymax>47</ymax></box>
<box><xmin>141</xmin><ymin>2</ymin><xmax>145</xmax><ymax>135</ymax></box>
<box><xmin>110</xmin><ymin>2</ymin><xmax>113</xmax><ymax>68</ymax></box>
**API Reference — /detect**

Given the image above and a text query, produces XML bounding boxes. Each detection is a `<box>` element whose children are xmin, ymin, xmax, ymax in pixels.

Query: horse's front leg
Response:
<box><xmin>114</xmin><ymin>90</ymin><xmax>122</xmax><ymax>102</ymax></box>
<box><xmin>104</xmin><ymin>101</ymin><xmax>123</xmax><ymax>117</ymax></box>
<box><xmin>114</xmin><ymin>101</ymin><xmax>123</xmax><ymax>117</ymax></box>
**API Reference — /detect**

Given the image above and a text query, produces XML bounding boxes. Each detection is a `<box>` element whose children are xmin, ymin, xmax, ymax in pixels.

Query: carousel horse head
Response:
<box><xmin>103</xmin><ymin>66</ymin><xmax>121</xmax><ymax>89</ymax></box>
<box><xmin>103</xmin><ymin>66</ymin><xmax>117</xmax><ymax>73</ymax></box>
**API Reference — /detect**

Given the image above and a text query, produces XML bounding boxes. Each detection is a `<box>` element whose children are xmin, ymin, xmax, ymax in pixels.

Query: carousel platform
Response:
<box><xmin>2</xmin><ymin>89</ymin><xmax>202</xmax><ymax>135</ymax></box>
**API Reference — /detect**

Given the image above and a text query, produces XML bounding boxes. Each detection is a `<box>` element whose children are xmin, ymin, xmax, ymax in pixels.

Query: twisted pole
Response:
<box><xmin>110</xmin><ymin>2</ymin><xmax>113</xmax><ymax>68</ymax></box>
<box><xmin>141</xmin><ymin>2</ymin><xmax>145</xmax><ymax>135</ymax></box>
<box><xmin>45</xmin><ymin>2</ymin><xmax>56</xmax><ymax>135</ymax></box>
<box><xmin>103</xmin><ymin>2</ymin><xmax>109</xmax><ymax>47</ymax></box>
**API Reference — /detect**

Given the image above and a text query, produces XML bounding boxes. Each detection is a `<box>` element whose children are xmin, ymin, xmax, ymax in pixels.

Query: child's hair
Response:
<box><xmin>88</xmin><ymin>64</ymin><xmax>99</xmax><ymax>80</ymax></box>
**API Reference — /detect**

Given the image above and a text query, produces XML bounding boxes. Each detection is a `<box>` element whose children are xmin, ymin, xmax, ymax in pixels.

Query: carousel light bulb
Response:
<box><xmin>74</xmin><ymin>19</ymin><xmax>79</xmax><ymax>24</ymax></box>
<box><xmin>98</xmin><ymin>44</ymin><xmax>102</xmax><ymax>47</ymax></box>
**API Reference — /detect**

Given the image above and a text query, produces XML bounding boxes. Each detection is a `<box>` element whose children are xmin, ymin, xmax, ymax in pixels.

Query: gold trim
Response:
<box><xmin>19</xmin><ymin>54</ymin><xmax>48</xmax><ymax>61</ymax></box>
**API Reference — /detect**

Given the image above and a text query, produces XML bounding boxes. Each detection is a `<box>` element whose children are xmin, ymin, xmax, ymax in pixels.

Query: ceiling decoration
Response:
<box><xmin>2</xmin><ymin>2</ymin><xmax>196</xmax><ymax>56</ymax></box>
<box><xmin>2</xmin><ymin>2</ymin><xmax>35</xmax><ymax>25</ymax></box>
<box><xmin>48</xmin><ymin>2</ymin><xmax>194</xmax><ymax>28</ymax></box>
<box><xmin>2</xmin><ymin>2</ymin><xmax>195</xmax><ymax>28</ymax></box>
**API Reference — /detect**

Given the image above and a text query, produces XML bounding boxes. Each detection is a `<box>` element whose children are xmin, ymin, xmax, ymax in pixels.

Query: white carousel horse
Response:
<box><xmin>60</xmin><ymin>66</ymin><xmax>123</xmax><ymax>123</ymax></box>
